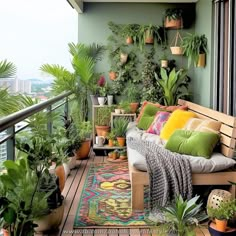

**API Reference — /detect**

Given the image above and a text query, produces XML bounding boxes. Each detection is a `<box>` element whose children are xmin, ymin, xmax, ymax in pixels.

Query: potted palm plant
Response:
<box><xmin>156</xmin><ymin>195</ymin><xmax>208</xmax><ymax>236</ymax></box>
<box><xmin>164</xmin><ymin>8</ymin><xmax>183</xmax><ymax>29</ymax></box>
<box><xmin>181</xmin><ymin>33</ymin><xmax>208</xmax><ymax>67</ymax></box>
<box><xmin>113</xmin><ymin>117</ymin><xmax>129</xmax><ymax>147</ymax></box>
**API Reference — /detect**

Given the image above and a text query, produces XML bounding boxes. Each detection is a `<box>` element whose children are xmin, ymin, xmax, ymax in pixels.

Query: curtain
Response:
<box><xmin>212</xmin><ymin>0</ymin><xmax>236</xmax><ymax>116</ymax></box>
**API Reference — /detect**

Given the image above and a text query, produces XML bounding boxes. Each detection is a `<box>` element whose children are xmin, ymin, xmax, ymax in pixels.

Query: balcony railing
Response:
<box><xmin>0</xmin><ymin>91</ymin><xmax>72</xmax><ymax>162</ymax></box>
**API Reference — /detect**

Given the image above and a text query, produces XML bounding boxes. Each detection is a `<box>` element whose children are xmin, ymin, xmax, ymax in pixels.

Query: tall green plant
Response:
<box><xmin>40</xmin><ymin>43</ymin><xmax>105</xmax><ymax>121</ymax></box>
<box><xmin>155</xmin><ymin>68</ymin><xmax>190</xmax><ymax>106</ymax></box>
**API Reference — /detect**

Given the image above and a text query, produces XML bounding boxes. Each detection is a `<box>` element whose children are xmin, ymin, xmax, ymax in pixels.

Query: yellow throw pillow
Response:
<box><xmin>160</xmin><ymin>110</ymin><xmax>197</xmax><ymax>140</ymax></box>
<box><xmin>183</xmin><ymin>118</ymin><xmax>222</xmax><ymax>134</ymax></box>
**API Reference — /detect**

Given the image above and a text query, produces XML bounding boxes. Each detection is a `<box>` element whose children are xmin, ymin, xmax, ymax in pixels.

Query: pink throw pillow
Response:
<box><xmin>146</xmin><ymin>111</ymin><xmax>170</xmax><ymax>135</ymax></box>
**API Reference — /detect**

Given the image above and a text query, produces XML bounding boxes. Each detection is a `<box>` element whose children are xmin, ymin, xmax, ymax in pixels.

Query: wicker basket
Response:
<box><xmin>207</xmin><ymin>189</ymin><xmax>232</xmax><ymax>209</ymax></box>
<box><xmin>170</xmin><ymin>31</ymin><xmax>183</xmax><ymax>55</ymax></box>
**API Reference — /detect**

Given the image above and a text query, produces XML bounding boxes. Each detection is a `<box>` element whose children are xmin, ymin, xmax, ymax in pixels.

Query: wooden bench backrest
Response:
<box><xmin>178</xmin><ymin>99</ymin><xmax>236</xmax><ymax>158</ymax></box>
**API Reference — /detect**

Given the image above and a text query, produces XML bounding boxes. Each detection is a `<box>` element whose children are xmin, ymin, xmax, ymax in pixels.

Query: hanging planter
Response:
<box><xmin>197</xmin><ymin>53</ymin><xmax>206</xmax><ymax>67</ymax></box>
<box><xmin>109</xmin><ymin>71</ymin><xmax>117</xmax><ymax>80</ymax></box>
<box><xmin>120</xmin><ymin>52</ymin><xmax>128</xmax><ymax>64</ymax></box>
<box><xmin>126</xmin><ymin>36</ymin><xmax>133</xmax><ymax>44</ymax></box>
<box><xmin>170</xmin><ymin>31</ymin><xmax>183</xmax><ymax>55</ymax></box>
<box><xmin>164</xmin><ymin>8</ymin><xmax>183</xmax><ymax>29</ymax></box>
<box><xmin>161</xmin><ymin>59</ymin><xmax>168</xmax><ymax>68</ymax></box>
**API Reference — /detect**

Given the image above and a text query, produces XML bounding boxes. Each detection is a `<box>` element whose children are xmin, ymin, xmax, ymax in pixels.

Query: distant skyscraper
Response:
<box><xmin>0</xmin><ymin>77</ymin><xmax>31</xmax><ymax>94</ymax></box>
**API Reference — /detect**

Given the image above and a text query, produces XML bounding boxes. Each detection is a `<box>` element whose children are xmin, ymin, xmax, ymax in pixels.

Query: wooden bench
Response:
<box><xmin>129</xmin><ymin>99</ymin><xmax>236</xmax><ymax>211</ymax></box>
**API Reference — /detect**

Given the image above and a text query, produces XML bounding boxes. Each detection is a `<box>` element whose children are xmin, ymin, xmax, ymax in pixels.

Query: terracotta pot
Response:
<box><xmin>75</xmin><ymin>139</ymin><xmax>91</xmax><ymax>160</ymax></box>
<box><xmin>145</xmin><ymin>30</ymin><xmax>154</xmax><ymax>44</ymax></box>
<box><xmin>130</xmin><ymin>102</ymin><xmax>139</xmax><ymax>113</ymax></box>
<box><xmin>126</xmin><ymin>36</ymin><xmax>133</xmax><ymax>44</ymax></box>
<box><xmin>95</xmin><ymin>125</ymin><xmax>110</xmax><ymax>137</ymax></box>
<box><xmin>109</xmin><ymin>71</ymin><xmax>117</xmax><ymax>80</ymax></box>
<box><xmin>215</xmin><ymin>219</ymin><xmax>228</xmax><ymax>232</ymax></box>
<box><xmin>55</xmin><ymin>165</ymin><xmax>65</xmax><ymax>192</ymax></box>
<box><xmin>120</xmin><ymin>155</ymin><xmax>127</xmax><ymax>160</ymax></box>
<box><xmin>112</xmin><ymin>152</ymin><xmax>119</xmax><ymax>160</ymax></box>
<box><xmin>208</xmin><ymin>221</ymin><xmax>236</xmax><ymax>235</ymax></box>
<box><xmin>108</xmin><ymin>139</ymin><xmax>114</xmax><ymax>147</ymax></box>
<box><xmin>35</xmin><ymin>200</ymin><xmax>64</xmax><ymax>233</ymax></box>
<box><xmin>117</xmin><ymin>137</ymin><xmax>126</xmax><ymax>147</ymax></box>
<box><xmin>165</xmin><ymin>17</ymin><xmax>183</xmax><ymax>29</ymax></box>
<box><xmin>197</xmin><ymin>53</ymin><xmax>206</xmax><ymax>67</ymax></box>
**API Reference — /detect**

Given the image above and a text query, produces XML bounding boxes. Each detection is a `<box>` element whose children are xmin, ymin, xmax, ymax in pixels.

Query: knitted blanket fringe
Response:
<box><xmin>127</xmin><ymin>137</ymin><xmax>192</xmax><ymax>211</ymax></box>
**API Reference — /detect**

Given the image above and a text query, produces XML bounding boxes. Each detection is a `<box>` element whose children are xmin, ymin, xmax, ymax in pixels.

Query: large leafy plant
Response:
<box><xmin>165</xmin><ymin>8</ymin><xmax>183</xmax><ymax>21</ymax></box>
<box><xmin>0</xmin><ymin>158</ymin><xmax>50</xmax><ymax>236</ymax></box>
<box><xmin>181</xmin><ymin>34</ymin><xmax>208</xmax><ymax>67</ymax></box>
<box><xmin>156</xmin><ymin>195</ymin><xmax>208</xmax><ymax>236</ymax></box>
<box><xmin>40</xmin><ymin>43</ymin><xmax>105</xmax><ymax>121</ymax></box>
<box><xmin>155</xmin><ymin>68</ymin><xmax>190</xmax><ymax>106</ymax></box>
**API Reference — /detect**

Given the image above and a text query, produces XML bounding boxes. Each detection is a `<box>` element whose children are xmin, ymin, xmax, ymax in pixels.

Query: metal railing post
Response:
<box><xmin>6</xmin><ymin>126</ymin><xmax>15</xmax><ymax>161</ymax></box>
<box><xmin>47</xmin><ymin>105</ymin><xmax>52</xmax><ymax>135</ymax></box>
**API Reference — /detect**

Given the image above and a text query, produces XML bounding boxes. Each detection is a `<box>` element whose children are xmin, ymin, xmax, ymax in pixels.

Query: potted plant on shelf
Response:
<box><xmin>181</xmin><ymin>33</ymin><xmax>208</xmax><ymax>68</ymax></box>
<box><xmin>207</xmin><ymin>199</ymin><xmax>236</xmax><ymax>233</ymax></box>
<box><xmin>119</xmin><ymin>100</ymin><xmax>131</xmax><ymax>114</ymax></box>
<box><xmin>107</xmin><ymin>130</ymin><xmax>116</xmax><ymax>147</ymax></box>
<box><xmin>156</xmin><ymin>195</ymin><xmax>208</xmax><ymax>236</ymax></box>
<box><xmin>164</xmin><ymin>8</ymin><xmax>183</xmax><ymax>29</ymax></box>
<box><xmin>95</xmin><ymin>106</ymin><xmax>114</xmax><ymax>137</ymax></box>
<box><xmin>122</xmin><ymin>82</ymin><xmax>141</xmax><ymax>113</ymax></box>
<box><xmin>97</xmin><ymin>75</ymin><xmax>108</xmax><ymax>106</ymax></box>
<box><xmin>113</xmin><ymin>117</ymin><xmax>129</xmax><ymax>147</ymax></box>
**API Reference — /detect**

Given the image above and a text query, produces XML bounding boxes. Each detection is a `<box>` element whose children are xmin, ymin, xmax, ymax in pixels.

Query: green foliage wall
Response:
<box><xmin>77</xmin><ymin>2</ymin><xmax>209</xmax><ymax>105</ymax></box>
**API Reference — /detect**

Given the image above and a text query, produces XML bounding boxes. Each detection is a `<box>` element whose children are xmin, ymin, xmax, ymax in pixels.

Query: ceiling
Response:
<box><xmin>67</xmin><ymin>0</ymin><xmax>198</xmax><ymax>13</ymax></box>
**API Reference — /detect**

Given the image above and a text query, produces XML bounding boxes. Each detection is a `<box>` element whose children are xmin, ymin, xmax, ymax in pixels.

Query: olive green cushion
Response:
<box><xmin>165</xmin><ymin>130</ymin><xmax>220</xmax><ymax>158</ymax></box>
<box><xmin>137</xmin><ymin>104</ymin><xmax>162</xmax><ymax>130</ymax></box>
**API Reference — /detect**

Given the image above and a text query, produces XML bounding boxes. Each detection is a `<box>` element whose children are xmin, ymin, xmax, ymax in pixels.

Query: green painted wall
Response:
<box><xmin>193</xmin><ymin>0</ymin><xmax>213</xmax><ymax>108</ymax></box>
<box><xmin>77</xmin><ymin>2</ymin><xmax>195</xmax><ymax>86</ymax></box>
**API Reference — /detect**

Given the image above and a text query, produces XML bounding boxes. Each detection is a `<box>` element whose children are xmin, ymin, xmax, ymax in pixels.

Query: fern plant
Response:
<box><xmin>181</xmin><ymin>33</ymin><xmax>208</xmax><ymax>67</ymax></box>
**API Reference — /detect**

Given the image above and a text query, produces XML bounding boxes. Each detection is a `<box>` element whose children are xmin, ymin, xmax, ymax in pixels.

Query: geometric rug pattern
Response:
<box><xmin>73</xmin><ymin>163</ymin><xmax>153</xmax><ymax>228</ymax></box>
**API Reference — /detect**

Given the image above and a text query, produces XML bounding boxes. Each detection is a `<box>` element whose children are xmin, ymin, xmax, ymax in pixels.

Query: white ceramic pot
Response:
<box><xmin>63</xmin><ymin>162</ymin><xmax>70</xmax><ymax>179</ymax></box>
<box><xmin>107</xmin><ymin>95</ymin><xmax>113</xmax><ymax>106</ymax></box>
<box><xmin>98</xmin><ymin>97</ymin><xmax>107</xmax><ymax>106</ymax></box>
<box><xmin>68</xmin><ymin>155</ymin><xmax>76</xmax><ymax>169</ymax></box>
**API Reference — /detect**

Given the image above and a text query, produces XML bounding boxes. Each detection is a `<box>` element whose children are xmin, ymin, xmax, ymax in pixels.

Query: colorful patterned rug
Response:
<box><xmin>73</xmin><ymin>163</ymin><xmax>153</xmax><ymax>228</ymax></box>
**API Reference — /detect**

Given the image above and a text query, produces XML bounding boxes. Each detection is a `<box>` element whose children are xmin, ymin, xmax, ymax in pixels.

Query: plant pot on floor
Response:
<box><xmin>34</xmin><ymin>196</ymin><xmax>65</xmax><ymax>233</ymax></box>
<box><xmin>75</xmin><ymin>139</ymin><xmax>91</xmax><ymax>160</ymax></box>
<box><xmin>208</xmin><ymin>221</ymin><xmax>236</xmax><ymax>236</ymax></box>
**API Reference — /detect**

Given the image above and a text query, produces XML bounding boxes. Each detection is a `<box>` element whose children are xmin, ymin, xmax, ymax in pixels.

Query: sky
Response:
<box><xmin>0</xmin><ymin>0</ymin><xmax>77</xmax><ymax>80</ymax></box>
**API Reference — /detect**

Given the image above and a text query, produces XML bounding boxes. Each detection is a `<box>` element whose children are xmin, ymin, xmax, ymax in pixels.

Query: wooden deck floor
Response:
<box><xmin>41</xmin><ymin>155</ymin><xmax>210</xmax><ymax>236</ymax></box>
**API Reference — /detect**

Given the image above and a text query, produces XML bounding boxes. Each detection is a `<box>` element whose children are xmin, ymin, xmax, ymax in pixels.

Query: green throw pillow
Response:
<box><xmin>137</xmin><ymin>104</ymin><xmax>162</xmax><ymax>130</ymax></box>
<box><xmin>165</xmin><ymin>129</ymin><xmax>220</xmax><ymax>158</ymax></box>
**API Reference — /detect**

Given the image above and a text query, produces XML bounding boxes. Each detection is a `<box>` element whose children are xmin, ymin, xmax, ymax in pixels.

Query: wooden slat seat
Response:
<box><xmin>129</xmin><ymin>99</ymin><xmax>236</xmax><ymax>211</ymax></box>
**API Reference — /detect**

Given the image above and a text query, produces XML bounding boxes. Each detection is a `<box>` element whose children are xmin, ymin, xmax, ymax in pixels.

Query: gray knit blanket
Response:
<box><xmin>127</xmin><ymin>137</ymin><xmax>192</xmax><ymax>212</ymax></box>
